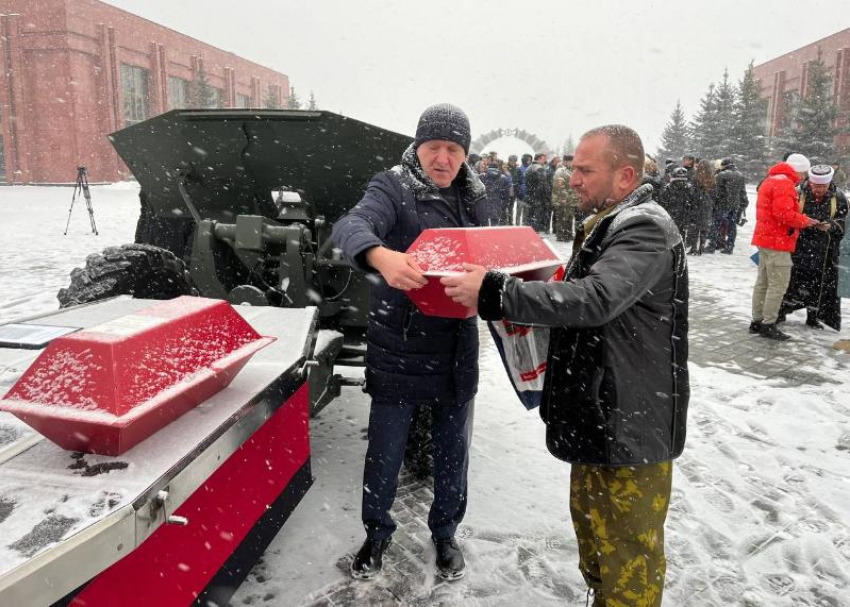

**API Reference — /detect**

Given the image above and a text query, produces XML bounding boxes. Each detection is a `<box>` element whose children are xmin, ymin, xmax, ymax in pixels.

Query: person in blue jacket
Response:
<box><xmin>332</xmin><ymin>103</ymin><xmax>485</xmax><ymax>582</ymax></box>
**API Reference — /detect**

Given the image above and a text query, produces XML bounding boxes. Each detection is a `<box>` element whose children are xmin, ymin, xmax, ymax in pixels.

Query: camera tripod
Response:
<box><xmin>64</xmin><ymin>166</ymin><xmax>98</xmax><ymax>235</ymax></box>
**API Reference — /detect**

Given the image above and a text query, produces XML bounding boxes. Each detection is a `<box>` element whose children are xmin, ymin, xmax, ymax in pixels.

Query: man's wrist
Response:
<box><xmin>478</xmin><ymin>271</ymin><xmax>509</xmax><ymax>320</ymax></box>
<box><xmin>365</xmin><ymin>246</ymin><xmax>386</xmax><ymax>269</ymax></box>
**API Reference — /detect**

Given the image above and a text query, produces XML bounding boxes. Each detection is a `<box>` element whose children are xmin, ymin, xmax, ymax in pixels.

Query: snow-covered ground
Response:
<box><xmin>0</xmin><ymin>183</ymin><xmax>142</xmax><ymax>324</ymax></box>
<box><xmin>1</xmin><ymin>185</ymin><xmax>849</xmax><ymax>606</ymax></box>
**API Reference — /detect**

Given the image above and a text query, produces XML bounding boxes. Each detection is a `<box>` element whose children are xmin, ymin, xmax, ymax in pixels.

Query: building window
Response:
<box><xmin>206</xmin><ymin>86</ymin><xmax>223</xmax><ymax>109</ymax></box>
<box><xmin>757</xmin><ymin>98</ymin><xmax>769</xmax><ymax>133</ymax></box>
<box><xmin>0</xmin><ymin>104</ymin><xmax>5</xmax><ymax>182</ymax></box>
<box><xmin>780</xmin><ymin>89</ymin><xmax>800</xmax><ymax>130</ymax></box>
<box><xmin>168</xmin><ymin>76</ymin><xmax>191</xmax><ymax>110</ymax></box>
<box><xmin>264</xmin><ymin>85</ymin><xmax>281</xmax><ymax>109</ymax></box>
<box><xmin>121</xmin><ymin>64</ymin><xmax>150</xmax><ymax>126</ymax></box>
<box><xmin>236</xmin><ymin>93</ymin><xmax>252</xmax><ymax>108</ymax></box>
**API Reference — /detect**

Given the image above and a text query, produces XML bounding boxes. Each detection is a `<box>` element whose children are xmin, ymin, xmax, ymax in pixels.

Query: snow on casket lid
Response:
<box><xmin>0</xmin><ymin>296</ymin><xmax>275</xmax><ymax>456</ymax></box>
<box><xmin>405</xmin><ymin>226</ymin><xmax>563</xmax><ymax>318</ymax></box>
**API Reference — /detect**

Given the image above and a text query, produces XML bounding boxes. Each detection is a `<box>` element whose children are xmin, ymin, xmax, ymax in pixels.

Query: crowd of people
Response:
<box><xmin>644</xmin><ymin>150</ymin><xmax>847</xmax><ymax>342</ymax></box>
<box><xmin>467</xmin><ymin>150</ymin><xmax>584</xmax><ymax>239</ymax></box>
<box><xmin>469</xmin><ymin>144</ymin><xmax>848</xmax><ymax>343</ymax></box>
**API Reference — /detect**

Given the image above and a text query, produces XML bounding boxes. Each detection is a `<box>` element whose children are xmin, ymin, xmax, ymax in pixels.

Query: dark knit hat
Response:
<box><xmin>414</xmin><ymin>103</ymin><xmax>471</xmax><ymax>153</ymax></box>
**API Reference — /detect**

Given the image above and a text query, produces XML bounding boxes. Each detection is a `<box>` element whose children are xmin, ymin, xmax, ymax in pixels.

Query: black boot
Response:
<box><xmin>759</xmin><ymin>323</ymin><xmax>791</xmax><ymax>341</ymax></box>
<box><xmin>749</xmin><ymin>321</ymin><xmax>763</xmax><ymax>334</ymax></box>
<box><xmin>350</xmin><ymin>537</ymin><xmax>392</xmax><ymax>580</ymax></box>
<box><xmin>433</xmin><ymin>537</ymin><xmax>466</xmax><ymax>580</ymax></box>
<box><xmin>806</xmin><ymin>317</ymin><xmax>824</xmax><ymax>330</ymax></box>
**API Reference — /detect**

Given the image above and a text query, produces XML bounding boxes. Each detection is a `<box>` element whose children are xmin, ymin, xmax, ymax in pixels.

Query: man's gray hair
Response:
<box><xmin>581</xmin><ymin>125</ymin><xmax>645</xmax><ymax>182</ymax></box>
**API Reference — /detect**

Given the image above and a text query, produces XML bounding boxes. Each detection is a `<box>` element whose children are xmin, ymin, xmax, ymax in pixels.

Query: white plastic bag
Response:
<box><xmin>487</xmin><ymin>320</ymin><xmax>550</xmax><ymax>410</ymax></box>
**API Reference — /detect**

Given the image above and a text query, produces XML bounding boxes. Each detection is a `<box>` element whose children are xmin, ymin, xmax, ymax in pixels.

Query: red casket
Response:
<box><xmin>0</xmin><ymin>296</ymin><xmax>274</xmax><ymax>455</ymax></box>
<box><xmin>406</xmin><ymin>226</ymin><xmax>563</xmax><ymax>318</ymax></box>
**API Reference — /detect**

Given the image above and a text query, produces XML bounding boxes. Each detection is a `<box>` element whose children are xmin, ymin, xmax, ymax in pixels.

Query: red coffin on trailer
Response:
<box><xmin>405</xmin><ymin>226</ymin><xmax>564</xmax><ymax>318</ymax></box>
<box><xmin>0</xmin><ymin>297</ymin><xmax>274</xmax><ymax>455</ymax></box>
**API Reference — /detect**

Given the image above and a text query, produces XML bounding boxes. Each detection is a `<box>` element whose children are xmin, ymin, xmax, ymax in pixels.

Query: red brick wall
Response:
<box><xmin>0</xmin><ymin>0</ymin><xmax>290</xmax><ymax>183</ymax></box>
<box><xmin>752</xmin><ymin>28</ymin><xmax>850</xmax><ymax>152</ymax></box>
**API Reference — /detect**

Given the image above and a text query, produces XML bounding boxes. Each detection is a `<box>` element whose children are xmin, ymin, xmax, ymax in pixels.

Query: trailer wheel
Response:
<box><xmin>403</xmin><ymin>404</ymin><xmax>434</xmax><ymax>481</ymax></box>
<box><xmin>57</xmin><ymin>243</ymin><xmax>195</xmax><ymax>307</ymax></box>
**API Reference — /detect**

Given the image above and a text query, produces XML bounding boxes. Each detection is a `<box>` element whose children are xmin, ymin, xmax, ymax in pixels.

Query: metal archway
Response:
<box><xmin>469</xmin><ymin>128</ymin><xmax>552</xmax><ymax>157</ymax></box>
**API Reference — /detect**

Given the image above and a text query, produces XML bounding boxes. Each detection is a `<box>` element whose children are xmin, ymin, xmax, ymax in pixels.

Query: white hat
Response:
<box><xmin>786</xmin><ymin>153</ymin><xmax>811</xmax><ymax>173</ymax></box>
<box><xmin>808</xmin><ymin>164</ymin><xmax>835</xmax><ymax>185</ymax></box>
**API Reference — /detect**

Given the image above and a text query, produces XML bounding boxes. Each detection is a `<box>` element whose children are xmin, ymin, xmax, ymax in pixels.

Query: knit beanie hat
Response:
<box><xmin>786</xmin><ymin>153</ymin><xmax>811</xmax><ymax>174</ymax></box>
<box><xmin>414</xmin><ymin>104</ymin><xmax>471</xmax><ymax>153</ymax></box>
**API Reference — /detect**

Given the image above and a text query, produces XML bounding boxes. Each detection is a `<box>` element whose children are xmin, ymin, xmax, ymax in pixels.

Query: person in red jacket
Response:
<box><xmin>751</xmin><ymin>158</ymin><xmax>819</xmax><ymax>340</ymax></box>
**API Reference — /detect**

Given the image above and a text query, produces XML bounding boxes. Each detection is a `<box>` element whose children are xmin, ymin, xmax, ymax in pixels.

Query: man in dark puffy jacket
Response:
<box><xmin>442</xmin><ymin>125</ymin><xmax>689</xmax><ymax>607</ymax></box>
<box><xmin>525</xmin><ymin>152</ymin><xmax>551</xmax><ymax>232</ymax></box>
<box><xmin>659</xmin><ymin>166</ymin><xmax>694</xmax><ymax>236</ymax></box>
<box><xmin>710</xmin><ymin>158</ymin><xmax>749</xmax><ymax>253</ymax></box>
<box><xmin>332</xmin><ymin>104</ymin><xmax>485</xmax><ymax>582</ymax></box>
<box><xmin>481</xmin><ymin>160</ymin><xmax>513</xmax><ymax>225</ymax></box>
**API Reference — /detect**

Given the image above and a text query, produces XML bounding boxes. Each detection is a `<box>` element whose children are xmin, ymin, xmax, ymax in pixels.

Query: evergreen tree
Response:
<box><xmin>190</xmin><ymin>64</ymin><xmax>218</xmax><ymax>109</ymax></box>
<box><xmin>264</xmin><ymin>85</ymin><xmax>281</xmax><ymax>109</ymax></box>
<box><xmin>286</xmin><ymin>86</ymin><xmax>302</xmax><ymax>110</ymax></box>
<box><xmin>656</xmin><ymin>100</ymin><xmax>691</xmax><ymax>161</ymax></box>
<box><xmin>564</xmin><ymin>134</ymin><xmax>575</xmax><ymax>154</ymax></box>
<box><xmin>308</xmin><ymin>90</ymin><xmax>318</xmax><ymax>111</ymax></box>
<box><xmin>779</xmin><ymin>57</ymin><xmax>839</xmax><ymax>163</ymax></box>
<box><xmin>691</xmin><ymin>84</ymin><xmax>721</xmax><ymax>160</ymax></box>
<box><xmin>732</xmin><ymin>61</ymin><xmax>770</xmax><ymax>179</ymax></box>
<box><xmin>713</xmin><ymin>69</ymin><xmax>737</xmax><ymax>154</ymax></box>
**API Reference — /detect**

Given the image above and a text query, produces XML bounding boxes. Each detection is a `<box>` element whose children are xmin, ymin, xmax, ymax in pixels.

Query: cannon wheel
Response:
<box><xmin>58</xmin><ymin>243</ymin><xmax>195</xmax><ymax>308</ymax></box>
<box><xmin>403</xmin><ymin>404</ymin><xmax>434</xmax><ymax>481</ymax></box>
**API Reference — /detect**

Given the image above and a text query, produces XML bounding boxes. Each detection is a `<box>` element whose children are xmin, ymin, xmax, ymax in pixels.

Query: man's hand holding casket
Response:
<box><xmin>366</xmin><ymin>246</ymin><xmax>428</xmax><ymax>291</ymax></box>
<box><xmin>441</xmin><ymin>263</ymin><xmax>487</xmax><ymax>310</ymax></box>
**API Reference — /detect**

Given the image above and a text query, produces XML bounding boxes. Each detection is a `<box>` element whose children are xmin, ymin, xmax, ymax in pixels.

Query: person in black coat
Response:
<box><xmin>659</xmin><ymin>167</ymin><xmax>694</xmax><ymax>237</ymax></box>
<box><xmin>525</xmin><ymin>153</ymin><xmax>552</xmax><ymax>233</ymax></box>
<box><xmin>780</xmin><ymin>165</ymin><xmax>848</xmax><ymax>330</ymax></box>
<box><xmin>481</xmin><ymin>160</ymin><xmax>513</xmax><ymax>225</ymax></box>
<box><xmin>332</xmin><ymin>104</ymin><xmax>485</xmax><ymax>582</ymax></box>
<box><xmin>710</xmin><ymin>158</ymin><xmax>748</xmax><ymax>253</ymax></box>
<box><xmin>686</xmin><ymin>159</ymin><xmax>717</xmax><ymax>254</ymax></box>
<box><xmin>442</xmin><ymin>125</ymin><xmax>689</xmax><ymax>606</ymax></box>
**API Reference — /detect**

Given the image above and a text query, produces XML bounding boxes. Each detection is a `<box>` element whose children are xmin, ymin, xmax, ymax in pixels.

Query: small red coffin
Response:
<box><xmin>0</xmin><ymin>297</ymin><xmax>274</xmax><ymax>455</ymax></box>
<box><xmin>406</xmin><ymin>226</ymin><xmax>563</xmax><ymax>318</ymax></box>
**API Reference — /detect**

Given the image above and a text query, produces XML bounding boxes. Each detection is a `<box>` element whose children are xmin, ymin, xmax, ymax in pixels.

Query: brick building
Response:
<box><xmin>0</xmin><ymin>0</ymin><xmax>290</xmax><ymax>184</ymax></box>
<box><xmin>752</xmin><ymin>28</ymin><xmax>850</xmax><ymax>154</ymax></box>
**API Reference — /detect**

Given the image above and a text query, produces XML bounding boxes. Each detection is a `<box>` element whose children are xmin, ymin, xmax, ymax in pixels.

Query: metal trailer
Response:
<box><xmin>0</xmin><ymin>297</ymin><xmax>323</xmax><ymax>606</ymax></box>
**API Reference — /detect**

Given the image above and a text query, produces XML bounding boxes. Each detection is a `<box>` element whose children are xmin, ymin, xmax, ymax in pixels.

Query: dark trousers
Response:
<box><xmin>711</xmin><ymin>208</ymin><xmax>738</xmax><ymax>252</ymax></box>
<box><xmin>362</xmin><ymin>398</ymin><xmax>474</xmax><ymax>541</ymax></box>
<box><xmin>528</xmin><ymin>199</ymin><xmax>551</xmax><ymax>233</ymax></box>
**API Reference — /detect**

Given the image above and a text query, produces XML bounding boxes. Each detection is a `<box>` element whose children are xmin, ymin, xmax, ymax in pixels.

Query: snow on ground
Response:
<box><xmin>0</xmin><ymin>183</ymin><xmax>141</xmax><ymax>324</ymax></box>
<box><xmin>1</xmin><ymin>185</ymin><xmax>849</xmax><ymax>606</ymax></box>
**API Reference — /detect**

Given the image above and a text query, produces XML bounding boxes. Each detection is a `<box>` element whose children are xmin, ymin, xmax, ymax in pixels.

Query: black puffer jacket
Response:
<box><xmin>478</xmin><ymin>184</ymin><xmax>690</xmax><ymax>465</ymax></box>
<box><xmin>714</xmin><ymin>167</ymin><xmax>748</xmax><ymax>212</ymax></box>
<box><xmin>332</xmin><ymin>145</ymin><xmax>486</xmax><ymax>405</ymax></box>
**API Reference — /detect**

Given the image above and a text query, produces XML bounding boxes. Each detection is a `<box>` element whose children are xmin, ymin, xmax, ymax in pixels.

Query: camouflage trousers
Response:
<box><xmin>570</xmin><ymin>461</ymin><xmax>673</xmax><ymax>607</ymax></box>
<box><xmin>552</xmin><ymin>203</ymin><xmax>577</xmax><ymax>240</ymax></box>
